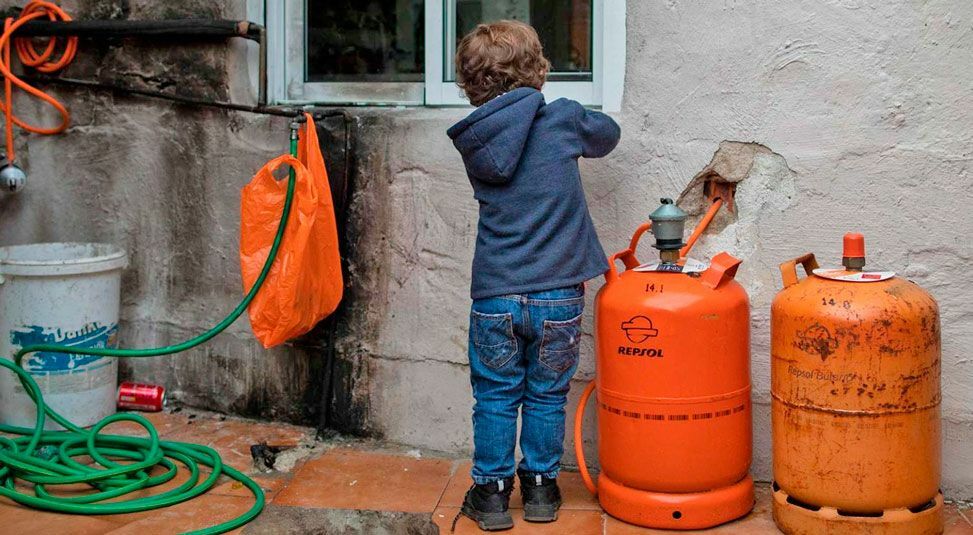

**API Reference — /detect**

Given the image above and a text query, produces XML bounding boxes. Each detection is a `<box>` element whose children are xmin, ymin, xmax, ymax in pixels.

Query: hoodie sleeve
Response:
<box><xmin>575</xmin><ymin>104</ymin><xmax>621</xmax><ymax>158</ymax></box>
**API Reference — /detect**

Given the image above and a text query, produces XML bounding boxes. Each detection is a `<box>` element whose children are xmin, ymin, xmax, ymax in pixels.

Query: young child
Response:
<box><xmin>446</xmin><ymin>20</ymin><xmax>621</xmax><ymax>531</ymax></box>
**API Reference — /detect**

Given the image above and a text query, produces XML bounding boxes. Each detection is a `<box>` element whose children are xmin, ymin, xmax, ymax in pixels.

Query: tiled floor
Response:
<box><xmin>3</xmin><ymin>409</ymin><xmax>972</xmax><ymax>534</ymax></box>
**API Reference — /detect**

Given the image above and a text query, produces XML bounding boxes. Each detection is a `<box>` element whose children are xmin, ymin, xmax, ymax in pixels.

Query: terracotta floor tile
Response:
<box><xmin>946</xmin><ymin>504</ymin><xmax>973</xmax><ymax>534</ymax></box>
<box><xmin>2</xmin><ymin>459</ymin><xmax>203</xmax><ymax>503</ymax></box>
<box><xmin>439</xmin><ymin>460</ymin><xmax>600</xmax><ymax>510</ymax></box>
<box><xmin>437</xmin><ymin>460</ymin><xmax>472</xmax><ymax>507</ymax></box>
<box><xmin>110</xmin><ymin>463</ymin><xmax>208</xmax><ymax>503</ymax></box>
<box><xmin>272</xmin><ymin>447</ymin><xmax>453</xmax><ymax>513</ymax></box>
<box><xmin>0</xmin><ymin>497</ymin><xmax>121</xmax><ymax>535</ymax></box>
<box><xmin>167</xmin><ymin>414</ymin><xmax>307</xmax><ymax>438</ymax></box>
<box><xmin>0</xmin><ymin>414</ymin><xmax>307</xmax><ymax>534</ymax></box>
<box><xmin>102</xmin><ymin>494</ymin><xmax>256</xmax><ymax>535</ymax></box>
<box><xmin>604</xmin><ymin>513</ymin><xmax>778</xmax><ymax>534</ymax></box>
<box><xmin>3</xmin><ymin>465</ymin><xmax>262</xmax><ymax>530</ymax></box>
<box><xmin>0</xmin><ymin>478</ymin><xmax>264</xmax><ymax>534</ymax></box>
<box><xmin>107</xmin><ymin>410</ymin><xmax>193</xmax><ymax>436</ymax></box>
<box><xmin>211</xmin><ymin>473</ymin><xmax>290</xmax><ymax>503</ymax></box>
<box><xmin>163</xmin><ymin>417</ymin><xmax>312</xmax><ymax>472</ymax></box>
<box><xmin>4</xmin><ymin>436</ymin><xmax>969</xmax><ymax>535</ymax></box>
<box><xmin>434</xmin><ymin>506</ymin><xmax>604</xmax><ymax>534</ymax></box>
<box><xmin>0</xmin><ymin>411</ymin><xmax>190</xmax><ymax>442</ymax></box>
<box><xmin>43</xmin><ymin>459</ymin><xmax>224</xmax><ymax>501</ymax></box>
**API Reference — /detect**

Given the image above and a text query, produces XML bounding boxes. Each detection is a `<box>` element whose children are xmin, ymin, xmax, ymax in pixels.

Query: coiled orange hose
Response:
<box><xmin>0</xmin><ymin>1</ymin><xmax>76</xmax><ymax>163</ymax></box>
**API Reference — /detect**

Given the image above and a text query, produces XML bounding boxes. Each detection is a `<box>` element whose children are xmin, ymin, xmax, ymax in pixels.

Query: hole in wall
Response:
<box><xmin>676</xmin><ymin>141</ymin><xmax>774</xmax><ymax>229</ymax></box>
<box><xmin>674</xmin><ymin>140</ymin><xmax>797</xmax><ymax>260</ymax></box>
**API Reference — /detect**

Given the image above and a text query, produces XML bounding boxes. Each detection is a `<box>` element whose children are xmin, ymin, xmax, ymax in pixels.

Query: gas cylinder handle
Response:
<box><xmin>779</xmin><ymin>253</ymin><xmax>819</xmax><ymax>288</ymax></box>
<box><xmin>700</xmin><ymin>252</ymin><xmax>742</xmax><ymax>289</ymax></box>
<box><xmin>627</xmin><ymin>221</ymin><xmax>652</xmax><ymax>255</ymax></box>
<box><xmin>605</xmin><ymin>253</ymin><xmax>628</xmax><ymax>283</ymax></box>
<box><xmin>604</xmin><ymin>222</ymin><xmax>652</xmax><ymax>282</ymax></box>
<box><xmin>573</xmin><ymin>380</ymin><xmax>598</xmax><ymax>496</ymax></box>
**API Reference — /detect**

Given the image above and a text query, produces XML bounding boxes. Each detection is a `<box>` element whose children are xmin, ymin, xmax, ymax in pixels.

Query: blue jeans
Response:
<box><xmin>467</xmin><ymin>285</ymin><xmax>584</xmax><ymax>484</ymax></box>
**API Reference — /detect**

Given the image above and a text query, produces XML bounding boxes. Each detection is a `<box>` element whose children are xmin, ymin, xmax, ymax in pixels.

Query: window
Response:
<box><xmin>306</xmin><ymin>1</ymin><xmax>424</xmax><ymax>82</ymax></box>
<box><xmin>265</xmin><ymin>0</ymin><xmax>625</xmax><ymax>110</ymax></box>
<box><xmin>444</xmin><ymin>0</ymin><xmax>593</xmax><ymax>83</ymax></box>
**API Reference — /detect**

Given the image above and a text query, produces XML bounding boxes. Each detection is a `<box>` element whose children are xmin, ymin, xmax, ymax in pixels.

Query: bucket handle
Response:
<box><xmin>779</xmin><ymin>253</ymin><xmax>819</xmax><ymax>288</ymax></box>
<box><xmin>573</xmin><ymin>380</ymin><xmax>598</xmax><ymax>496</ymax></box>
<box><xmin>604</xmin><ymin>222</ymin><xmax>652</xmax><ymax>282</ymax></box>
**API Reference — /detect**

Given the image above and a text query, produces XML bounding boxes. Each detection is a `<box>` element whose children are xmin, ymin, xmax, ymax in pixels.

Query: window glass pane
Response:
<box><xmin>447</xmin><ymin>0</ymin><xmax>592</xmax><ymax>82</ymax></box>
<box><xmin>306</xmin><ymin>0</ymin><xmax>425</xmax><ymax>82</ymax></box>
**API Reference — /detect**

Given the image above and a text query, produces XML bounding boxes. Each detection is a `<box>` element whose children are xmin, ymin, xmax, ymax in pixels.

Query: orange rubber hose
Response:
<box><xmin>0</xmin><ymin>1</ymin><xmax>76</xmax><ymax>163</ymax></box>
<box><xmin>574</xmin><ymin>379</ymin><xmax>598</xmax><ymax>495</ymax></box>
<box><xmin>680</xmin><ymin>198</ymin><xmax>723</xmax><ymax>259</ymax></box>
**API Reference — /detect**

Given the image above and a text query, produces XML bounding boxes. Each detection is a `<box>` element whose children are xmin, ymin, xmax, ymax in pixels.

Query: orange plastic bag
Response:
<box><xmin>240</xmin><ymin>114</ymin><xmax>343</xmax><ymax>348</ymax></box>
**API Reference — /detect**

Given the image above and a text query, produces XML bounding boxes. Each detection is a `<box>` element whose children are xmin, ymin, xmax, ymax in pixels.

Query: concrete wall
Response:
<box><xmin>0</xmin><ymin>0</ymin><xmax>337</xmax><ymax>423</ymax></box>
<box><xmin>340</xmin><ymin>1</ymin><xmax>973</xmax><ymax>500</ymax></box>
<box><xmin>0</xmin><ymin>0</ymin><xmax>970</xmax><ymax>500</ymax></box>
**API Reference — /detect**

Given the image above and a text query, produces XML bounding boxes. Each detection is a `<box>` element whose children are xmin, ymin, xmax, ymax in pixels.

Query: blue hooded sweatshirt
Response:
<box><xmin>447</xmin><ymin>87</ymin><xmax>621</xmax><ymax>299</ymax></box>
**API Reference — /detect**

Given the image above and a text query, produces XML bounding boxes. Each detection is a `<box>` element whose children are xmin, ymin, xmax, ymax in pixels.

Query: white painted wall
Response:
<box><xmin>350</xmin><ymin>0</ymin><xmax>973</xmax><ymax>499</ymax></box>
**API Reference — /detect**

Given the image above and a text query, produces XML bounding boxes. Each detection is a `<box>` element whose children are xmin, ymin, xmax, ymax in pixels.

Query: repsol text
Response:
<box><xmin>617</xmin><ymin>346</ymin><xmax>664</xmax><ymax>357</ymax></box>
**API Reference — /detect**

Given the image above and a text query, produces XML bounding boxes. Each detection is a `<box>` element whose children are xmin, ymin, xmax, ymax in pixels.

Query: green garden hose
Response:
<box><xmin>0</xmin><ymin>130</ymin><xmax>301</xmax><ymax>534</ymax></box>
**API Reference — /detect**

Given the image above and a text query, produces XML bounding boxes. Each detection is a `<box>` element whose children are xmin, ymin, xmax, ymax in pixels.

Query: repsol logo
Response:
<box><xmin>617</xmin><ymin>346</ymin><xmax>664</xmax><ymax>358</ymax></box>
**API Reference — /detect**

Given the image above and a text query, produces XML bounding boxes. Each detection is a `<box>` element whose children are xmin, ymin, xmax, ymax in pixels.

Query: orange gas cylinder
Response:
<box><xmin>575</xmin><ymin>199</ymin><xmax>754</xmax><ymax>530</ymax></box>
<box><xmin>771</xmin><ymin>233</ymin><xmax>943</xmax><ymax>535</ymax></box>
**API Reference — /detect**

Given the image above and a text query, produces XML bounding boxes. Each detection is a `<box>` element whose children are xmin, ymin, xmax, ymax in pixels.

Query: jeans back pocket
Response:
<box><xmin>539</xmin><ymin>313</ymin><xmax>583</xmax><ymax>372</ymax></box>
<box><xmin>471</xmin><ymin>310</ymin><xmax>517</xmax><ymax>369</ymax></box>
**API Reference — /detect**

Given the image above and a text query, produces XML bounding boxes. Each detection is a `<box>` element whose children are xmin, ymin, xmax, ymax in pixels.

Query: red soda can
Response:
<box><xmin>117</xmin><ymin>382</ymin><xmax>166</xmax><ymax>412</ymax></box>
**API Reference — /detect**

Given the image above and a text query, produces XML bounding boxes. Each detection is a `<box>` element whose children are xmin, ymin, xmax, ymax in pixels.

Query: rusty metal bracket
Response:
<box><xmin>704</xmin><ymin>180</ymin><xmax>736</xmax><ymax>213</ymax></box>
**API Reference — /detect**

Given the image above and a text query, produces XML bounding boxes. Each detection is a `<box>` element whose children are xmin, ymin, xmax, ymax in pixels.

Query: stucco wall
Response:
<box><xmin>0</xmin><ymin>0</ymin><xmax>970</xmax><ymax>500</ymax></box>
<box><xmin>339</xmin><ymin>0</ymin><xmax>973</xmax><ymax>499</ymax></box>
<box><xmin>0</xmin><ymin>0</ymin><xmax>338</xmax><ymax>423</ymax></box>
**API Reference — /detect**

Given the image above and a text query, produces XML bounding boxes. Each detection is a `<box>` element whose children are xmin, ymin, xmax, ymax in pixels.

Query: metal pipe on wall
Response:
<box><xmin>12</xmin><ymin>18</ymin><xmax>269</xmax><ymax>107</ymax></box>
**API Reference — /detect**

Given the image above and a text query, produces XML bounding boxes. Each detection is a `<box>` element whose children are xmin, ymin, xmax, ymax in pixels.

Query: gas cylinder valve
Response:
<box><xmin>842</xmin><ymin>232</ymin><xmax>865</xmax><ymax>270</ymax></box>
<box><xmin>649</xmin><ymin>198</ymin><xmax>687</xmax><ymax>263</ymax></box>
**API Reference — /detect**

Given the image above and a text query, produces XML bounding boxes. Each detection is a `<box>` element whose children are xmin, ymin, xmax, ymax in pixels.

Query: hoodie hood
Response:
<box><xmin>447</xmin><ymin>87</ymin><xmax>545</xmax><ymax>183</ymax></box>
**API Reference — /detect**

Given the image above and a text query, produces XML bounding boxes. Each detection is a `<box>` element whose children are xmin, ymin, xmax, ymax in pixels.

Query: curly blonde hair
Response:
<box><xmin>455</xmin><ymin>20</ymin><xmax>550</xmax><ymax>107</ymax></box>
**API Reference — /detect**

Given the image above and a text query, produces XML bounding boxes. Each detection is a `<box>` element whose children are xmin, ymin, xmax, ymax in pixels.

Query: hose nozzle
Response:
<box><xmin>0</xmin><ymin>162</ymin><xmax>26</xmax><ymax>194</ymax></box>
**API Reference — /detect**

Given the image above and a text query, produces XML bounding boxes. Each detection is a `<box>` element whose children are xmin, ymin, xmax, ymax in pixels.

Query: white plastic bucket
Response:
<box><xmin>0</xmin><ymin>243</ymin><xmax>127</xmax><ymax>429</ymax></box>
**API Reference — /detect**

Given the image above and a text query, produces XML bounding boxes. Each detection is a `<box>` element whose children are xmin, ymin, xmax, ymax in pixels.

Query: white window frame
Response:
<box><xmin>265</xmin><ymin>0</ymin><xmax>625</xmax><ymax>111</ymax></box>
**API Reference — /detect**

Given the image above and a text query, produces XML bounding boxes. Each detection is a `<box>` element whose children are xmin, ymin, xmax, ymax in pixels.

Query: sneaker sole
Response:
<box><xmin>461</xmin><ymin>504</ymin><xmax>514</xmax><ymax>531</ymax></box>
<box><xmin>523</xmin><ymin>503</ymin><xmax>560</xmax><ymax>523</ymax></box>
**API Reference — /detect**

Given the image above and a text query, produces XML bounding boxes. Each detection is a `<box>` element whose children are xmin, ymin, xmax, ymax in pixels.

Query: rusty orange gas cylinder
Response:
<box><xmin>771</xmin><ymin>233</ymin><xmax>943</xmax><ymax>535</ymax></box>
<box><xmin>575</xmin><ymin>199</ymin><xmax>754</xmax><ymax>530</ymax></box>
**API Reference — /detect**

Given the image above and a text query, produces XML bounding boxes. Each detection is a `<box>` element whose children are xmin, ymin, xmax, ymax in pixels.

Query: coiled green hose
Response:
<box><xmin>0</xmin><ymin>132</ymin><xmax>301</xmax><ymax>534</ymax></box>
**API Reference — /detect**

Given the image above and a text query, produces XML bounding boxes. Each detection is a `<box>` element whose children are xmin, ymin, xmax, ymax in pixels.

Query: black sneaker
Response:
<box><xmin>453</xmin><ymin>477</ymin><xmax>515</xmax><ymax>532</ymax></box>
<box><xmin>518</xmin><ymin>471</ymin><xmax>562</xmax><ymax>523</ymax></box>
